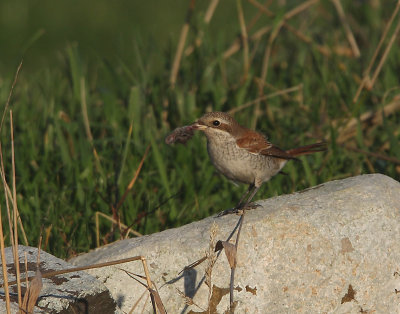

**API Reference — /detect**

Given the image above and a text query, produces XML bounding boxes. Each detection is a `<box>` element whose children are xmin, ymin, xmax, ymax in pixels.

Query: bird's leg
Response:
<box><xmin>235</xmin><ymin>185</ymin><xmax>261</xmax><ymax>213</ymax></box>
<box><xmin>217</xmin><ymin>184</ymin><xmax>261</xmax><ymax>217</ymax></box>
<box><xmin>244</xmin><ymin>185</ymin><xmax>260</xmax><ymax>206</ymax></box>
<box><xmin>235</xmin><ymin>183</ymin><xmax>255</xmax><ymax>208</ymax></box>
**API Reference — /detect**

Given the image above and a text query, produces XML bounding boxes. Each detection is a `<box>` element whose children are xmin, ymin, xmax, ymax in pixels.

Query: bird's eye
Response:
<box><xmin>212</xmin><ymin>120</ymin><xmax>220</xmax><ymax>126</ymax></box>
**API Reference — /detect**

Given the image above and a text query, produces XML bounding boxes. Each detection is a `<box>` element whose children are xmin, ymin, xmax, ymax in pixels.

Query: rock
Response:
<box><xmin>70</xmin><ymin>174</ymin><xmax>400</xmax><ymax>313</ymax></box>
<box><xmin>0</xmin><ymin>245</ymin><xmax>116</xmax><ymax>313</ymax></box>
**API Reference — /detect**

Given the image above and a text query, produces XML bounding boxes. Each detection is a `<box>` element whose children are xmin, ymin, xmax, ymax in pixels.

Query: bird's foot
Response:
<box><xmin>241</xmin><ymin>203</ymin><xmax>261</xmax><ymax>210</ymax></box>
<box><xmin>216</xmin><ymin>203</ymin><xmax>261</xmax><ymax>217</ymax></box>
<box><xmin>216</xmin><ymin>208</ymin><xmax>243</xmax><ymax>217</ymax></box>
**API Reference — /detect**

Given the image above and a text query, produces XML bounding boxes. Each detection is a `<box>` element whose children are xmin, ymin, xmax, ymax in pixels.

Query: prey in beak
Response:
<box><xmin>165</xmin><ymin>119</ymin><xmax>208</xmax><ymax>145</ymax></box>
<box><xmin>165</xmin><ymin>123</ymin><xmax>199</xmax><ymax>145</ymax></box>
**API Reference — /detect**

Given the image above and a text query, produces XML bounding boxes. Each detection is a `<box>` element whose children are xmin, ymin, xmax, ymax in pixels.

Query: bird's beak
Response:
<box><xmin>191</xmin><ymin>122</ymin><xmax>207</xmax><ymax>130</ymax></box>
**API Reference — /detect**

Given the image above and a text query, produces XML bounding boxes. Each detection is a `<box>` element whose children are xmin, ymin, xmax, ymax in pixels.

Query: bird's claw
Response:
<box><xmin>216</xmin><ymin>208</ymin><xmax>242</xmax><ymax>217</ymax></box>
<box><xmin>241</xmin><ymin>203</ymin><xmax>261</xmax><ymax>210</ymax></box>
<box><xmin>216</xmin><ymin>203</ymin><xmax>261</xmax><ymax>217</ymax></box>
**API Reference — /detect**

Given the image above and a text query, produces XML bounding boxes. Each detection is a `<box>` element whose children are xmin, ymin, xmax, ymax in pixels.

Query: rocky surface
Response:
<box><xmin>0</xmin><ymin>245</ymin><xmax>116</xmax><ymax>313</ymax></box>
<box><xmin>70</xmin><ymin>174</ymin><xmax>400</xmax><ymax>313</ymax></box>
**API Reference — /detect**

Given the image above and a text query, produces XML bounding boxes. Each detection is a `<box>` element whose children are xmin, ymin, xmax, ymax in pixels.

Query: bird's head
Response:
<box><xmin>192</xmin><ymin>112</ymin><xmax>243</xmax><ymax>138</ymax></box>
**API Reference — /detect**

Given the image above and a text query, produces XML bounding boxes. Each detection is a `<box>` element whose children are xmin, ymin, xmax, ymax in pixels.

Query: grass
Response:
<box><xmin>0</xmin><ymin>1</ymin><xmax>400</xmax><ymax>259</ymax></box>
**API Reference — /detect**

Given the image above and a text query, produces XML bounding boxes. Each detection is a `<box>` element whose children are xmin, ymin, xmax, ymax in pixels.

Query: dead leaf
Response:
<box><xmin>217</xmin><ymin>241</ymin><xmax>237</xmax><ymax>269</ymax></box>
<box><xmin>21</xmin><ymin>269</ymin><xmax>43</xmax><ymax>313</ymax></box>
<box><xmin>150</xmin><ymin>288</ymin><xmax>166</xmax><ymax>314</ymax></box>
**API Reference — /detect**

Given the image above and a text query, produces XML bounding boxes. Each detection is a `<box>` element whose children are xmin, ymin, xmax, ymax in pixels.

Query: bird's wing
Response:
<box><xmin>260</xmin><ymin>145</ymin><xmax>298</xmax><ymax>160</ymax></box>
<box><xmin>236</xmin><ymin>131</ymin><xmax>272</xmax><ymax>154</ymax></box>
<box><xmin>236</xmin><ymin>131</ymin><xmax>297</xmax><ymax>160</ymax></box>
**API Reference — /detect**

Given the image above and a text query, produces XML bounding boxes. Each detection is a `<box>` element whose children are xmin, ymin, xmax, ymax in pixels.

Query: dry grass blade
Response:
<box><xmin>258</xmin><ymin>0</ymin><xmax>319</xmax><ymax>83</ymax></box>
<box><xmin>0</xmin><ymin>142</ymin><xmax>15</xmax><ymax>246</ymax></box>
<box><xmin>80</xmin><ymin>77</ymin><xmax>104</xmax><ymax>177</ymax></box>
<box><xmin>170</xmin><ymin>0</ymin><xmax>196</xmax><ymax>87</ymax></box>
<box><xmin>237</xmin><ymin>0</ymin><xmax>249</xmax><ymax>82</ymax></box>
<box><xmin>343</xmin><ymin>145</ymin><xmax>400</xmax><ymax>165</ymax></box>
<box><xmin>0</xmin><ymin>174</ymin><xmax>28</xmax><ymax>245</ymax></box>
<box><xmin>95</xmin><ymin>211</ymin><xmax>142</xmax><ymax>247</ymax></box>
<box><xmin>228</xmin><ymin>84</ymin><xmax>302</xmax><ymax>114</ymax></box>
<box><xmin>0</xmin><ymin>149</ymin><xmax>28</xmax><ymax>246</ymax></box>
<box><xmin>283</xmin><ymin>23</ymin><xmax>331</xmax><ymax>56</ymax></box>
<box><xmin>176</xmin><ymin>288</ymin><xmax>194</xmax><ymax>306</ymax></box>
<box><xmin>250</xmin><ymin>25</ymin><xmax>271</xmax><ymax>41</ymax></box>
<box><xmin>20</xmin><ymin>269</ymin><xmax>43</xmax><ymax>314</ymax></box>
<box><xmin>10</xmin><ymin>110</ymin><xmax>22</xmax><ymax>308</ymax></box>
<box><xmin>120</xmin><ymin>268</ymin><xmax>166</xmax><ymax>314</ymax></box>
<box><xmin>365</xmin><ymin>2</ymin><xmax>400</xmax><ymax>77</ymax></box>
<box><xmin>2</xmin><ymin>255</ymin><xmax>143</xmax><ymax>287</ymax></box>
<box><xmin>102</xmin><ymin>143</ymin><xmax>149</xmax><ymax>242</ymax></box>
<box><xmin>248</xmin><ymin>0</ymin><xmax>329</xmax><ymax>58</ymax></box>
<box><xmin>179</xmin><ymin>256</ymin><xmax>207</xmax><ymax>274</ymax></box>
<box><xmin>178</xmin><ymin>287</ymin><xmax>207</xmax><ymax>311</ymax></box>
<box><xmin>285</xmin><ymin>0</ymin><xmax>319</xmax><ymax>19</ymax></box>
<box><xmin>141</xmin><ymin>256</ymin><xmax>154</xmax><ymax>290</ymax></box>
<box><xmin>119</xmin><ymin>268</ymin><xmax>149</xmax><ymax>287</ymax></box>
<box><xmin>258</xmin><ymin>18</ymin><xmax>283</xmax><ymax>90</ymax></box>
<box><xmin>335</xmin><ymin>97</ymin><xmax>400</xmax><ymax>144</ymax></box>
<box><xmin>95</xmin><ymin>211</ymin><xmax>100</xmax><ymax>247</ymax></box>
<box><xmin>0</xmin><ymin>61</ymin><xmax>23</xmax><ymax>314</ymax></box>
<box><xmin>184</xmin><ymin>0</ymin><xmax>220</xmax><ymax>56</ymax></box>
<box><xmin>81</xmin><ymin>78</ymin><xmax>93</xmax><ymax>143</ymax></box>
<box><xmin>140</xmin><ymin>256</ymin><xmax>166</xmax><ymax>313</ymax></box>
<box><xmin>368</xmin><ymin>17</ymin><xmax>400</xmax><ymax>90</ymax></box>
<box><xmin>0</xmin><ymin>146</ymin><xmax>11</xmax><ymax>314</ymax></box>
<box><xmin>247</xmin><ymin>0</ymin><xmax>273</xmax><ymax>16</ymax></box>
<box><xmin>0</xmin><ymin>60</ymin><xmax>23</xmax><ymax>133</ymax></box>
<box><xmin>149</xmin><ymin>289</ymin><xmax>166</xmax><ymax>314</ymax></box>
<box><xmin>253</xmin><ymin>0</ymin><xmax>318</xmax><ymax>128</ymax></box>
<box><xmin>128</xmin><ymin>288</ymin><xmax>148</xmax><ymax>314</ymax></box>
<box><xmin>254</xmin><ymin>20</ymin><xmax>284</xmax><ymax>127</ymax></box>
<box><xmin>223</xmin><ymin>25</ymin><xmax>272</xmax><ymax>60</ymax></box>
<box><xmin>222</xmin><ymin>0</ymin><xmax>272</xmax><ymax>61</ymax></box>
<box><xmin>115</xmin><ymin>144</ymin><xmax>150</xmax><ymax>211</ymax></box>
<box><xmin>353</xmin><ymin>1</ymin><xmax>400</xmax><ymax>103</ymax></box>
<box><xmin>180</xmin><ymin>217</ymin><xmax>244</xmax><ymax>311</ymax></box>
<box><xmin>331</xmin><ymin>0</ymin><xmax>360</xmax><ymax>57</ymax></box>
<box><xmin>0</xmin><ymin>197</ymin><xmax>10</xmax><ymax>314</ymax></box>
<box><xmin>16</xmin><ymin>213</ymin><xmax>28</xmax><ymax>246</ymax></box>
<box><xmin>204</xmin><ymin>0</ymin><xmax>219</xmax><ymax>23</ymax></box>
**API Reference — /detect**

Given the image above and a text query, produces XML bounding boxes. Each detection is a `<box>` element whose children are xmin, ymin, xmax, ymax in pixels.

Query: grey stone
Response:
<box><xmin>70</xmin><ymin>174</ymin><xmax>400</xmax><ymax>313</ymax></box>
<box><xmin>0</xmin><ymin>245</ymin><xmax>116</xmax><ymax>313</ymax></box>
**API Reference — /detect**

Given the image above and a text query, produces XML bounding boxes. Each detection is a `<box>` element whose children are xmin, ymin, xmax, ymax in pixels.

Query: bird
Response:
<box><xmin>191</xmin><ymin>111</ymin><xmax>326</xmax><ymax>214</ymax></box>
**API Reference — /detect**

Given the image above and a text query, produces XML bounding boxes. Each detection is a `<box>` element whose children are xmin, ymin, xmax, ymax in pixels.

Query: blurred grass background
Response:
<box><xmin>0</xmin><ymin>0</ymin><xmax>400</xmax><ymax>258</ymax></box>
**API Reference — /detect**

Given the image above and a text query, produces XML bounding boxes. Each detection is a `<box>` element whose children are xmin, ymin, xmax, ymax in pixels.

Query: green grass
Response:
<box><xmin>1</xmin><ymin>1</ymin><xmax>400</xmax><ymax>258</ymax></box>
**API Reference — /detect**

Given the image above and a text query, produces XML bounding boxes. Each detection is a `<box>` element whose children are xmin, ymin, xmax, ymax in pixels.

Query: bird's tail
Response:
<box><xmin>286</xmin><ymin>142</ymin><xmax>327</xmax><ymax>157</ymax></box>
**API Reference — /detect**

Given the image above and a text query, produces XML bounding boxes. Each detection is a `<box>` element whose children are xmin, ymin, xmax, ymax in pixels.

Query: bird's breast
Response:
<box><xmin>205</xmin><ymin>132</ymin><xmax>284</xmax><ymax>185</ymax></box>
